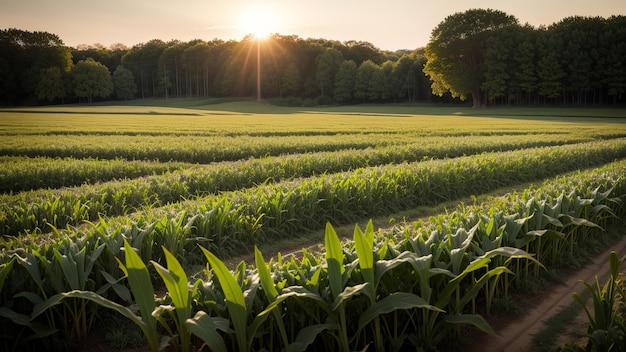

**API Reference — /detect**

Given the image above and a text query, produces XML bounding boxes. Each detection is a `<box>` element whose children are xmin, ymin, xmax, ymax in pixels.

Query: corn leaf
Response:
<box><xmin>121</xmin><ymin>239</ymin><xmax>158</xmax><ymax>350</ymax></box>
<box><xmin>255</xmin><ymin>246</ymin><xmax>279</xmax><ymax>302</ymax></box>
<box><xmin>287</xmin><ymin>323</ymin><xmax>335</xmax><ymax>352</ymax></box>
<box><xmin>186</xmin><ymin>311</ymin><xmax>228</xmax><ymax>352</ymax></box>
<box><xmin>325</xmin><ymin>222</ymin><xmax>344</xmax><ymax>299</ymax></box>
<box><xmin>358</xmin><ymin>292</ymin><xmax>443</xmax><ymax>330</ymax></box>
<box><xmin>330</xmin><ymin>282</ymin><xmax>370</xmax><ymax>311</ymax></box>
<box><xmin>0</xmin><ymin>258</ymin><xmax>15</xmax><ymax>294</ymax></box>
<box><xmin>354</xmin><ymin>222</ymin><xmax>374</xmax><ymax>292</ymax></box>
<box><xmin>151</xmin><ymin>246</ymin><xmax>191</xmax><ymax>348</ymax></box>
<box><xmin>53</xmin><ymin>249</ymin><xmax>80</xmax><ymax>290</ymax></box>
<box><xmin>200</xmin><ymin>245</ymin><xmax>247</xmax><ymax>352</ymax></box>
<box><xmin>0</xmin><ymin>306</ymin><xmax>56</xmax><ymax>338</ymax></box>
<box><xmin>444</xmin><ymin>313</ymin><xmax>495</xmax><ymax>335</ymax></box>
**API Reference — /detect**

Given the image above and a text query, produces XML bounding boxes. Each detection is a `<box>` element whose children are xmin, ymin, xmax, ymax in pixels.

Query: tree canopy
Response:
<box><xmin>1</xmin><ymin>13</ymin><xmax>625</xmax><ymax>107</ymax></box>
<box><xmin>72</xmin><ymin>58</ymin><xmax>113</xmax><ymax>102</ymax></box>
<box><xmin>424</xmin><ymin>9</ymin><xmax>519</xmax><ymax>108</ymax></box>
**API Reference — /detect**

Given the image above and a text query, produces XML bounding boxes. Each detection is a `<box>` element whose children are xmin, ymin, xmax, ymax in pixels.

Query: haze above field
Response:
<box><xmin>2</xmin><ymin>0</ymin><xmax>625</xmax><ymax>50</ymax></box>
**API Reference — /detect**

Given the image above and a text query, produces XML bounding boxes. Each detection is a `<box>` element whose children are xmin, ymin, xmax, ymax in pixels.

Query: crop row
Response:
<box><xmin>3</xmin><ymin>133</ymin><xmax>593</xmax><ymax>193</ymax></box>
<box><xmin>2</xmin><ymin>159</ymin><xmax>625</xmax><ymax>351</ymax></box>
<box><xmin>0</xmin><ymin>156</ymin><xmax>191</xmax><ymax>193</ymax></box>
<box><xmin>0</xmin><ymin>131</ymin><xmax>600</xmax><ymax>163</ymax></box>
<box><xmin>4</xmin><ymin>139</ymin><xmax>625</xmax><ymax>252</ymax></box>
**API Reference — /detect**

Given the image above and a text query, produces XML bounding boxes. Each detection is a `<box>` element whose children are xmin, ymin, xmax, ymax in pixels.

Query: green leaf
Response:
<box><xmin>151</xmin><ymin>246</ymin><xmax>191</xmax><ymax>350</ymax></box>
<box><xmin>46</xmin><ymin>290</ymin><xmax>159</xmax><ymax>351</ymax></box>
<box><xmin>287</xmin><ymin>324</ymin><xmax>335</xmax><ymax>352</ymax></box>
<box><xmin>255</xmin><ymin>246</ymin><xmax>279</xmax><ymax>302</ymax></box>
<box><xmin>98</xmin><ymin>270</ymin><xmax>132</xmax><ymax>303</ymax></box>
<box><xmin>280</xmin><ymin>286</ymin><xmax>333</xmax><ymax>315</ymax></box>
<box><xmin>122</xmin><ymin>240</ymin><xmax>156</xmax><ymax>331</ymax></box>
<box><xmin>444</xmin><ymin>314</ymin><xmax>495</xmax><ymax>335</ymax></box>
<box><xmin>330</xmin><ymin>283</ymin><xmax>370</xmax><ymax>311</ymax></box>
<box><xmin>560</xmin><ymin>214</ymin><xmax>603</xmax><ymax>230</ymax></box>
<box><xmin>200</xmin><ymin>245</ymin><xmax>247</xmax><ymax>352</ymax></box>
<box><xmin>186</xmin><ymin>311</ymin><xmax>228</xmax><ymax>352</ymax></box>
<box><xmin>358</xmin><ymin>292</ymin><xmax>443</xmax><ymax>330</ymax></box>
<box><xmin>354</xmin><ymin>222</ymin><xmax>374</xmax><ymax>291</ymax></box>
<box><xmin>325</xmin><ymin>222</ymin><xmax>344</xmax><ymax>299</ymax></box>
<box><xmin>542</xmin><ymin>214</ymin><xmax>563</xmax><ymax>228</ymax></box>
<box><xmin>53</xmin><ymin>248</ymin><xmax>80</xmax><ymax>290</ymax></box>
<box><xmin>0</xmin><ymin>306</ymin><xmax>56</xmax><ymax>338</ymax></box>
<box><xmin>527</xmin><ymin>229</ymin><xmax>566</xmax><ymax>240</ymax></box>
<box><xmin>0</xmin><ymin>258</ymin><xmax>15</xmax><ymax>294</ymax></box>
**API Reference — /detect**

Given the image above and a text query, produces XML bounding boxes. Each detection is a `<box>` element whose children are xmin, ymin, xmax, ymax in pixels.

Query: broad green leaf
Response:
<box><xmin>354</xmin><ymin>222</ymin><xmax>374</xmax><ymax>292</ymax></box>
<box><xmin>47</xmin><ymin>290</ymin><xmax>159</xmax><ymax>352</ymax></box>
<box><xmin>280</xmin><ymin>286</ymin><xmax>332</xmax><ymax>315</ymax></box>
<box><xmin>444</xmin><ymin>313</ymin><xmax>495</xmax><ymax>335</ymax></box>
<box><xmin>15</xmin><ymin>291</ymin><xmax>44</xmax><ymax>306</ymax></box>
<box><xmin>374</xmin><ymin>251</ymin><xmax>420</xmax><ymax>284</ymax></box>
<box><xmin>325</xmin><ymin>222</ymin><xmax>344</xmax><ymax>299</ymax></box>
<box><xmin>560</xmin><ymin>214</ymin><xmax>603</xmax><ymax>230</ymax></box>
<box><xmin>287</xmin><ymin>324</ymin><xmax>335</xmax><ymax>352</ymax></box>
<box><xmin>542</xmin><ymin>214</ymin><xmax>563</xmax><ymax>228</ymax></box>
<box><xmin>358</xmin><ymin>292</ymin><xmax>443</xmax><ymax>330</ymax></box>
<box><xmin>527</xmin><ymin>229</ymin><xmax>566</xmax><ymax>240</ymax></box>
<box><xmin>485</xmin><ymin>246</ymin><xmax>544</xmax><ymax>268</ymax></box>
<box><xmin>186</xmin><ymin>311</ymin><xmax>228</xmax><ymax>352</ymax></box>
<box><xmin>330</xmin><ymin>283</ymin><xmax>370</xmax><ymax>311</ymax></box>
<box><xmin>16</xmin><ymin>253</ymin><xmax>43</xmax><ymax>289</ymax></box>
<box><xmin>151</xmin><ymin>246</ymin><xmax>191</xmax><ymax>345</ymax></box>
<box><xmin>0</xmin><ymin>307</ymin><xmax>56</xmax><ymax>338</ymax></box>
<box><xmin>255</xmin><ymin>246</ymin><xmax>279</xmax><ymax>302</ymax></box>
<box><xmin>459</xmin><ymin>266</ymin><xmax>514</xmax><ymax>308</ymax></box>
<box><xmin>98</xmin><ymin>270</ymin><xmax>132</xmax><ymax>303</ymax></box>
<box><xmin>83</xmin><ymin>244</ymin><xmax>105</xmax><ymax>286</ymax></box>
<box><xmin>200</xmin><ymin>245</ymin><xmax>247</xmax><ymax>352</ymax></box>
<box><xmin>122</xmin><ymin>239</ymin><xmax>156</xmax><ymax>333</ymax></box>
<box><xmin>53</xmin><ymin>248</ymin><xmax>80</xmax><ymax>290</ymax></box>
<box><xmin>247</xmin><ymin>291</ymin><xmax>300</xmax><ymax>350</ymax></box>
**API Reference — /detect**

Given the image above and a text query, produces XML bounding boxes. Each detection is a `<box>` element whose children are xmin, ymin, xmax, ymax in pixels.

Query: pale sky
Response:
<box><xmin>2</xmin><ymin>0</ymin><xmax>625</xmax><ymax>51</ymax></box>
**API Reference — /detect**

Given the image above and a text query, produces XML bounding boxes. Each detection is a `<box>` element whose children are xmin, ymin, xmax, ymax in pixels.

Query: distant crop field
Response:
<box><xmin>2</xmin><ymin>101</ymin><xmax>626</xmax><ymax>351</ymax></box>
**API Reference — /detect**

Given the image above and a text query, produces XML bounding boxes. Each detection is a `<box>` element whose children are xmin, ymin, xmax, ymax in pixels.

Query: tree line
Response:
<box><xmin>1</xmin><ymin>9</ymin><xmax>624</xmax><ymax>107</ymax></box>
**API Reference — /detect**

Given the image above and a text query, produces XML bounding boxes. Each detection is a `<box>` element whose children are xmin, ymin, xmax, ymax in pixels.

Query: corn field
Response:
<box><xmin>1</xmin><ymin>105</ymin><xmax>626</xmax><ymax>351</ymax></box>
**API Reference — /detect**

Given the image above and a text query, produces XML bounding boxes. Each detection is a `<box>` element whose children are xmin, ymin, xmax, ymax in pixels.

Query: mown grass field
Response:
<box><xmin>1</xmin><ymin>101</ymin><xmax>626</xmax><ymax>351</ymax></box>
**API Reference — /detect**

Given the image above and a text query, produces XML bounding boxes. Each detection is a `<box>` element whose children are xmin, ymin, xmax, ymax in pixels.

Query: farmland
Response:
<box><xmin>1</xmin><ymin>101</ymin><xmax>626</xmax><ymax>351</ymax></box>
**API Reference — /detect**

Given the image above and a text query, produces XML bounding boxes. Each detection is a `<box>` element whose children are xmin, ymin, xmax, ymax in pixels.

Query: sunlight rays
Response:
<box><xmin>239</xmin><ymin>8</ymin><xmax>281</xmax><ymax>39</ymax></box>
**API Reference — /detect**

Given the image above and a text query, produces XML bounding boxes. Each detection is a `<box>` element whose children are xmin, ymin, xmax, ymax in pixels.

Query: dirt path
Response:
<box><xmin>470</xmin><ymin>233</ymin><xmax>626</xmax><ymax>352</ymax></box>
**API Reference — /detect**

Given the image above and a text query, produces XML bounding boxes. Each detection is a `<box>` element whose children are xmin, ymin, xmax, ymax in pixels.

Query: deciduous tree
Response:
<box><xmin>316</xmin><ymin>48</ymin><xmax>343</xmax><ymax>97</ymax></box>
<box><xmin>36</xmin><ymin>66</ymin><xmax>66</xmax><ymax>102</ymax></box>
<box><xmin>72</xmin><ymin>58</ymin><xmax>113</xmax><ymax>103</ymax></box>
<box><xmin>334</xmin><ymin>60</ymin><xmax>357</xmax><ymax>103</ymax></box>
<box><xmin>423</xmin><ymin>9</ymin><xmax>519</xmax><ymax>107</ymax></box>
<box><xmin>113</xmin><ymin>65</ymin><xmax>137</xmax><ymax>100</ymax></box>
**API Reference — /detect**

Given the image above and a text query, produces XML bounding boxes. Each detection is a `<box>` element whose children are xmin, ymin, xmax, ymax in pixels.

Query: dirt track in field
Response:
<box><xmin>469</xmin><ymin>232</ymin><xmax>626</xmax><ymax>352</ymax></box>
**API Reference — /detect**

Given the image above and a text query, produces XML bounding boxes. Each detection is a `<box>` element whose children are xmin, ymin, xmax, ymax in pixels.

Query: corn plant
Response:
<box><xmin>571</xmin><ymin>251</ymin><xmax>626</xmax><ymax>352</ymax></box>
<box><xmin>193</xmin><ymin>246</ymin><xmax>300</xmax><ymax>351</ymax></box>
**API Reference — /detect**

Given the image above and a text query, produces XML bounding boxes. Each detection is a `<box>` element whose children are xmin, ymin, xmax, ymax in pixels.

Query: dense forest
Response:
<box><xmin>0</xmin><ymin>9</ymin><xmax>624</xmax><ymax>106</ymax></box>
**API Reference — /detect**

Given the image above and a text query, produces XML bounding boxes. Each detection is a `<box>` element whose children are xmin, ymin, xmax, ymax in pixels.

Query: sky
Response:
<box><xmin>2</xmin><ymin>0</ymin><xmax>625</xmax><ymax>51</ymax></box>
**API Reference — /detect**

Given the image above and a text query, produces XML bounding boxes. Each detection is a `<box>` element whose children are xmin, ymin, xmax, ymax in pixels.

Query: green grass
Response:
<box><xmin>2</xmin><ymin>100</ymin><xmax>625</xmax><ymax>136</ymax></box>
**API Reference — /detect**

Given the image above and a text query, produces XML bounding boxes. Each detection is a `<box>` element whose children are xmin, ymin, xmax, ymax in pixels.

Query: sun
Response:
<box><xmin>240</xmin><ymin>8</ymin><xmax>280</xmax><ymax>39</ymax></box>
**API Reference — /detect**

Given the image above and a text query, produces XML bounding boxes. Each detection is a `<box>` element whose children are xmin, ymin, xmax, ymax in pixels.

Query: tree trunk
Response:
<box><xmin>471</xmin><ymin>88</ymin><xmax>482</xmax><ymax>108</ymax></box>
